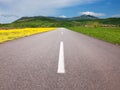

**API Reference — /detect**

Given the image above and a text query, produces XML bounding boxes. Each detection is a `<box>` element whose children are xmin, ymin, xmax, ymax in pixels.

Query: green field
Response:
<box><xmin>68</xmin><ymin>27</ymin><xmax>120</xmax><ymax>45</ymax></box>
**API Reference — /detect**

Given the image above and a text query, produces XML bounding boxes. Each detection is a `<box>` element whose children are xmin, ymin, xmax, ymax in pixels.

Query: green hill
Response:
<box><xmin>70</xmin><ymin>15</ymin><xmax>99</xmax><ymax>20</ymax></box>
<box><xmin>0</xmin><ymin>15</ymin><xmax>120</xmax><ymax>28</ymax></box>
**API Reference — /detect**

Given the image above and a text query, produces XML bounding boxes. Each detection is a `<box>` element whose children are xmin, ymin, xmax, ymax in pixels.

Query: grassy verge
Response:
<box><xmin>68</xmin><ymin>27</ymin><xmax>120</xmax><ymax>45</ymax></box>
<box><xmin>0</xmin><ymin>28</ymin><xmax>56</xmax><ymax>43</ymax></box>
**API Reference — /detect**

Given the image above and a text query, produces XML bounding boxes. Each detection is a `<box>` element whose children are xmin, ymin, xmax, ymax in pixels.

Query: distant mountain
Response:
<box><xmin>71</xmin><ymin>15</ymin><xmax>99</xmax><ymax>20</ymax></box>
<box><xmin>15</xmin><ymin>16</ymin><xmax>57</xmax><ymax>22</ymax></box>
<box><xmin>16</xmin><ymin>15</ymin><xmax>98</xmax><ymax>22</ymax></box>
<box><xmin>0</xmin><ymin>15</ymin><xmax>119</xmax><ymax>28</ymax></box>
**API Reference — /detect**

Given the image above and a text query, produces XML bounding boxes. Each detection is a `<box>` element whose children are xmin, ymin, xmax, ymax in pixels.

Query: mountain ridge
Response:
<box><xmin>15</xmin><ymin>15</ymin><xmax>99</xmax><ymax>22</ymax></box>
<box><xmin>0</xmin><ymin>15</ymin><xmax>119</xmax><ymax>28</ymax></box>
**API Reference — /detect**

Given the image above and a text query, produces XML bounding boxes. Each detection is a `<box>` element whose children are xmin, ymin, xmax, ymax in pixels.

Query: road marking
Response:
<box><xmin>57</xmin><ymin>41</ymin><xmax>65</xmax><ymax>73</ymax></box>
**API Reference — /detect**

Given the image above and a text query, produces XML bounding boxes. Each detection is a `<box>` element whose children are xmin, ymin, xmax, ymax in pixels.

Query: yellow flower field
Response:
<box><xmin>0</xmin><ymin>28</ymin><xmax>56</xmax><ymax>43</ymax></box>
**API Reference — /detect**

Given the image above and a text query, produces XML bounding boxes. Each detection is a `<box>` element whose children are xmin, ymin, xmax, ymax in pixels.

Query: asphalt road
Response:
<box><xmin>0</xmin><ymin>28</ymin><xmax>120</xmax><ymax>90</ymax></box>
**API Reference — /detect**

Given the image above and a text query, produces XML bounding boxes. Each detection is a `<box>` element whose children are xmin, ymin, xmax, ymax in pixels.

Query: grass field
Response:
<box><xmin>69</xmin><ymin>27</ymin><xmax>120</xmax><ymax>45</ymax></box>
<box><xmin>0</xmin><ymin>28</ymin><xmax>56</xmax><ymax>43</ymax></box>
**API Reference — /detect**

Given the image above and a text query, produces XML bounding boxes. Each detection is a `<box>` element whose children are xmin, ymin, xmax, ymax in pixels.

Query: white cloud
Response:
<box><xmin>59</xmin><ymin>15</ymin><xmax>67</xmax><ymax>18</ymax></box>
<box><xmin>0</xmin><ymin>14</ymin><xmax>18</xmax><ymax>18</ymax></box>
<box><xmin>0</xmin><ymin>14</ymin><xmax>20</xmax><ymax>23</ymax></box>
<box><xmin>112</xmin><ymin>14</ymin><xmax>120</xmax><ymax>17</ymax></box>
<box><xmin>0</xmin><ymin>0</ymin><xmax>100</xmax><ymax>23</ymax></box>
<box><xmin>80</xmin><ymin>11</ymin><xmax>105</xmax><ymax>17</ymax></box>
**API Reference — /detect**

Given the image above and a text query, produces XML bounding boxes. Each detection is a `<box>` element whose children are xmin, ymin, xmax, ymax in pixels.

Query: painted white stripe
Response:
<box><xmin>57</xmin><ymin>41</ymin><xmax>65</xmax><ymax>73</ymax></box>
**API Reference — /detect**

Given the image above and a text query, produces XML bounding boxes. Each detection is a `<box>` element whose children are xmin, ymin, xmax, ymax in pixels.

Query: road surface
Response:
<box><xmin>0</xmin><ymin>28</ymin><xmax>120</xmax><ymax>90</ymax></box>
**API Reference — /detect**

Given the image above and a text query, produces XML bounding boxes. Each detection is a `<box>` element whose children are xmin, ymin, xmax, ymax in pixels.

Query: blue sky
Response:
<box><xmin>59</xmin><ymin>0</ymin><xmax>120</xmax><ymax>18</ymax></box>
<box><xmin>0</xmin><ymin>0</ymin><xmax>120</xmax><ymax>23</ymax></box>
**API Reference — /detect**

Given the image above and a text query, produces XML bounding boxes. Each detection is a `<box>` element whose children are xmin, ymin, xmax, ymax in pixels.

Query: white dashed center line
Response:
<box><xmin>57</xmin><ymin>41</ymin><xmax>65</xmax><ymax>73</ymax></box>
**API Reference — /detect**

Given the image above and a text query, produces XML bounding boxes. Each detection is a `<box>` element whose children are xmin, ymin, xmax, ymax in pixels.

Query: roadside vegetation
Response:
<box><xmin>0</xmin><ymin>28</ymin><xmax>56</xmax><ymax>43</ymax></box>
<box><xmin>68</xmin><ymin>27</ymin><xmax>120</xmax><ymax>45</ymax></box>
<box><xmin>0</xmin><ymin>16</ymin><xmax>120</xmax><ymax>45</ymax></box>
<box><xmin>0</xmin><ymin>16</ymin><xmax>120</xmax><ymax>29</ymax></box>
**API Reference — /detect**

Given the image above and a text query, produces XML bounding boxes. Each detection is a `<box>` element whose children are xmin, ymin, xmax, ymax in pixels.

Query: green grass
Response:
<box><xmin>68</xmin><ymin>27</ymin><xmax>120</xmax><ymax>45</ymax></box>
